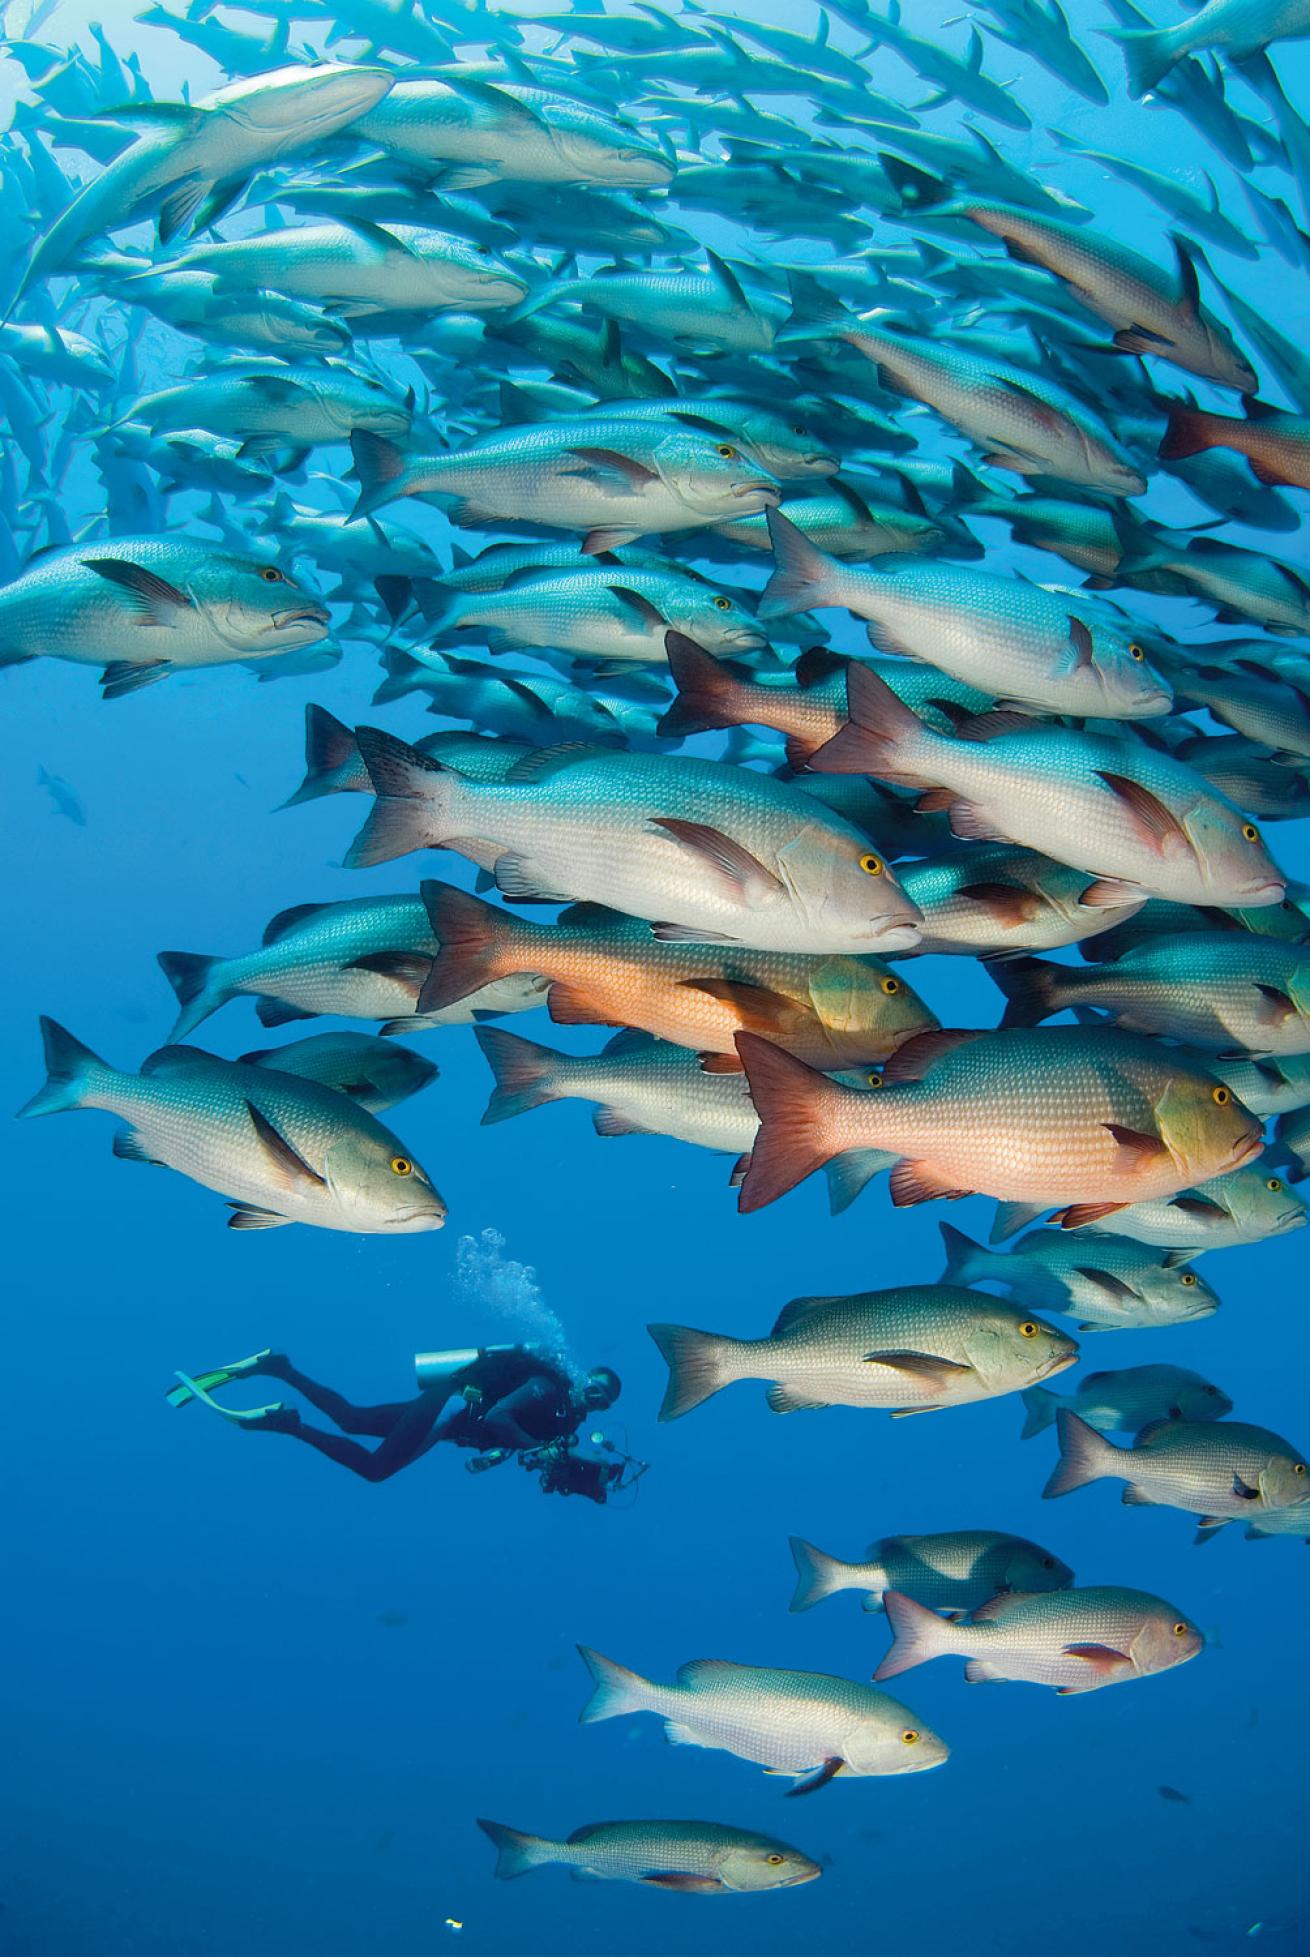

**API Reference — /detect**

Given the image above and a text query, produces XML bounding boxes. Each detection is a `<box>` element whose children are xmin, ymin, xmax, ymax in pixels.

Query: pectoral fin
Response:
<box><xmin>1095</xmin><ymin>771</ymin><xmax>1191</xmax><ymax>856</ymax></box>
<box><xmin>1051</xmin><ymin>1200</ymin><xmax>1128</xmax><ymax>1228</ymax></box>
<box><xmin>245</xmin><ymin>1100</ymin><xmax>326</xmax><ymax>1191</ymax></box>
<box><xmin>1103</xmin><ymin>1121</ymin><xmax>1168</xmax><ymax>1170</ymax></box>
<box><xmin>785</xmin><ymin>1756</ymin><xmax>844</xmax><ymax>1797</ymax></box>
<box><xmin>650</xmin><ymin>817</ymin><xmax>784</xmax><ymax>905</ymax></box>
<box><xmin>82</xmin><ymin>557</ymin><xmax>194</xmax><ymax>623</ymax></box>
<box><xmin>862</xmin><ymin>1349</ymin><xmax>973</xmax><ymax>1388</ymax></box>
<box><xmin>1232</xmin><ymin>1474</ymin><xmax>1261</xmax><ymax>1501</ymax></box>
<box><xmin>640</xmin><ymin>1872</ymin><xmax>723</xmax><ymax>1891</ymax></box>
<box><xmin>1062</xmin><ymin>1642</ymin><xmax>1130</xmax><ymax>1671</ymax></box>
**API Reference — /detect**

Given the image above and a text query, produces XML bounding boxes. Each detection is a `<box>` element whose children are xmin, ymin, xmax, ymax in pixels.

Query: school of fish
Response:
<box><xmin>7</xmin><ymin>0</ymin><xmax>1310</xmax><ymax>1905</ymax></box>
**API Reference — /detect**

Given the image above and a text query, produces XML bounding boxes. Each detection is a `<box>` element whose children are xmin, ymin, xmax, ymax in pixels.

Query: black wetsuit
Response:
<box><xmin>247</xmin><ymin>1348</ymin><xmax>581</xmax><ymax>1484</ymax></box>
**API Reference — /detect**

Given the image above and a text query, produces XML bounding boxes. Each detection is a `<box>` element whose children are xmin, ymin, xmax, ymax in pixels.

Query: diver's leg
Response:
<box><xmin>255</xmin><ymin>1355</ymin><xmax>421</xmax><ymax>1438</ymax></box>
<box><xmin>249</xmin><ymin>1385</ymin><xmax>449</xmax><ymax>1484</ymax></box>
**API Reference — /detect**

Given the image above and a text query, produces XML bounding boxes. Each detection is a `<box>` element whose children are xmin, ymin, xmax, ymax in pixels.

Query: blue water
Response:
<box><xmin>3</xmin><ymin>3</ymin><xmax>1309</xmax><ymax>1952</ymax></box>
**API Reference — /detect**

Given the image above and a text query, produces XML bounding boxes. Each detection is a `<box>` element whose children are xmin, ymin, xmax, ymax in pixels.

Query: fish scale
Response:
<box><xmin>877</xmin><ymin>1585</ymin><xmax>1204</xmax><ymax>1692</ymax></box>
<box><xmin>1048</xmin><ymin>1413</ymin><xmax>1310</xmax><ymax>1519</ymax></box>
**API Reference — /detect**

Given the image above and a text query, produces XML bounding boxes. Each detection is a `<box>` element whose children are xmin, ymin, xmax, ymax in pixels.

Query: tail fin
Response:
<box><xmin>476</xmin><ymin>1819</ymin><xmax>555</xmax><ymax>1880</ymax></box>
<box><xmin>281</xmin><ymin>703</ymin><xmax>364</xmax><ymax>806</ymax></box>
<box><xmin>418</xmin><ymin>879</ymin><xmax>517</xmax><ymax>1014</ymax></box>
<box><xmin>788</xmin><ymin>1536</ymin><xmax>868</xmax><ymax>1612</ymax></box>
<box><xmin>1158</xmin><ymin>404</ymin><xmax>1218</xmax><ymax>464</ymax></box>
<box><xmin>758</xmin><ymin>508</ymin><xmax>848</xmax><ymax>620</ymax></box>
<box><xmin>372</xmin><ymin>646</ymin><xmax>436</xmax><ymax>705</ymax></box>
<box><xmin>659</xmin><ymin>632</ymin><xmax>759</xmax><ymax>738</ymax></box>
<box><xmin>878</xmin><ymin>151</ymin><xmax>951</xmax><ymax>213</ymax></box>
<box><xmin>647</xmin><ymin>1321</ymin><xmax>737</xmax><ymax>1421</ymax></box>
<box><xmin>156</xmin><ymin>951</ymin><xmax>229</xmax><ymax>1040</ymax></box>
<box><xmin>807</xmin><ymin>660</ymin><xmax>933</xmax><ymax>781</ymax></box>
<box><xmin>349</xmin><ymin>429</ymin><xmax>413</xmax><ymax>519</ymax></box>
<box><xmin>873</xmin><ymin>1590</ymin><xmax>960</xmax><ymax>1681</ymax></box>
<box><xmin>736</xmin><ymin>1032</ymin><xmax>847</xmax><ymax>1212</ymax></box>
<box><xmin>988</xmin><ymin>955</ymin><xmax>1063</xmax><ymax>1028</ymax></box>
<box><xmin>576</xmin><ymin>1645</ymin><xmax>651</xmax><ymax>1723</ymax></box>
<box><xmin>991</xmin><ymin>1200</ymin><xmax>1049</xmax><ymax>1242</ymax></box>
<box><xmin>17</xmin><ymin>1017</ymin><xmax>110</xmax><ymax>1118</ymax></box>
<box><xmin>1043</xmin><ymin>1409</ymin><xmax>1121</xmax><ymax>1498</ymax></box>
<box><xmin>474</xmin><ymin>1025</ymin><xmax>561</xmax><ymax>1123</ymax></box>
<box><xmin>938</xmin><ymin>1219</ymin><xmax>988</xmax><ymax>1284</ymax></box>
<box><xmin>344</xmin><ymin>727</ymin><xmax>452</xmax><ymax>869</ymax></box>
<box><xmin>1101</xmin><ymin>22</ymin><xmax>1182</xmax><ymax>98</ymax></box>
<box><xmin>1020</xmin><ymin>1386</ymin><xmax>1063</xmax><ymax>1440</ymax></box>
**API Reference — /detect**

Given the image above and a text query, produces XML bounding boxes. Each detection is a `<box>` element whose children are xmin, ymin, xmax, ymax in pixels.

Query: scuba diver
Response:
<box><xmin>166</xmin><ymin>1344</ymin><xmax>646</xmax><ymax>1504</ymax></box>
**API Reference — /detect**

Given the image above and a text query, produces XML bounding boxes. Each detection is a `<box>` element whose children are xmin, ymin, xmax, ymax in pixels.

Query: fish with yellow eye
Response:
<box><xmin>416</xmin><ymin>879</ymin><xmax>938</xmax><ymax>1067</ymax></box>
<box><xmin>477</xmin><ymin>1817</ymin><xmax>822</xmax><ymax>1893</ymax></box>
<box><xmin>874</xmin><ymin>1585</ymin><xmax>1206</xmax><ymax>1693</ymax></box>
<box><xmin>17</xmin><ymin>1017</ymin><xmax>445</xmax><ymax>1233</ymax></box>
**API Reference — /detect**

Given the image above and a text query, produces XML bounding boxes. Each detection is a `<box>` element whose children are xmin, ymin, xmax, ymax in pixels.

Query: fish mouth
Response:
<box><xmin>1037</xmin><ymin>1348</ymin><xmax>1079</xmax><ymax>1381</ymax></box>
<box><xmin>734</xmin><ymin>479</ymin><xmax>781</xmax><ymax>503</ymax></box>
<box><xmin>271</xmin><ymin>605</ymin><xmax>331</xmax><ymax>632</ymax></box>
<box><xmin>1245</xmin><ymin>879</ymin><xmax>1288</xmax><ymax>905</ymax></box>
<box><xmin>1275</xmin><ymin>1206</ymin><xmax>1306</xmax><ymax>1232</ymax></box>
<box><xmin>805</xmin><ymin>450</ymin><xmax>840</xmax><ymax>471</ymax></box>
<box><xmin>867</xmin><ymin>916</ymin><xmax>922</xmax><ymax>951</ymax></box>
<box><xmin>390</xmin><ymin>1204</ymin><xmax>447</xmax><ymax>1231</ymax></box>
<box><xmin>1229</xmin><ymin>1129</ymin><xmax>1265</xmax><ymax>1171</ymax></box>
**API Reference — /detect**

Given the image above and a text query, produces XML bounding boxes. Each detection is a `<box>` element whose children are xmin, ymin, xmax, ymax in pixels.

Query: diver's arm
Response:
<box><xmin>478</xmin><ymin>1378</ymin><xmax>558</xmax><ymax>1451</ymax></box>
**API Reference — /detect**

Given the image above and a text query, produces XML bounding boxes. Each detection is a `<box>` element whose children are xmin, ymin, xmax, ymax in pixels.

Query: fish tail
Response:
<box><xmin>659</xmin><ymin>631</ymin><xmax>759</xmax><ymax>737</ymax></box>
<box><xmin>474</xmin><ymin>1025</ymin><xmax>562</xmax><ymax>1124</ymax></box>
<box><xmin>418</xmin><ymin>879</ymin><xmax>519</xmax><ymax>1014</ymax></box>
<box><xmin>17</xmin><ymin>1017</ymin><xmax>112</xmax><ymax>1118</ymax></box>
<box><xmin>758</xmin><ymin>508</ymin><xmax>848</xmax><ymax>620</ymax></box>
<box><xmin>280</xmin><ymin>703</ymin><xmax>360</xmax><ymax>807</ymax></box>
<box><xmin>1157</xmin><ymin>403</ymin><xmax>1220</xmax><ymax>464</ymax></box>
<box><xmin>788</xmin><ymin>1536</ymin><xmax>862</xmax><ymax>1612</ymax></box>
<box><xmin>349</xmin><ymin>429</ymin><xmax>419</xmax><ymax>518</ymax></box>
<box><xmin>736</xmin><ymin>1032</ymin><xmax>845</xmax><ymax>1212</ymax></box>
<box><xmin>156</xmin><ymin>950</ymin><xmax>230</xmax><ymax>1040</ymax></box>
<box><xmin>647</xmin><ymin>1321</ymin><xmax>738</xmax><ymax>1420</ymax></box>
<box><xmin>576</xmin><ymin>1644</ymin><xmax>652</xmax><ymax>1723</ymax></box>
<box><xmin>372</xmin><ymin>646</ymin><xmax>434</xmax><ymax>705</ymax></box>
<box><xmin>873</xmin><ymin>1590</ymin><xmax>960</xmax><ymax>1681</ymax></box>
<box><xmin>345</xmin><ymin>727</ymin><xmax>453</xmax><ymax>868</ymax></box>
<box><xmin>807</xmin><ymin>659</ymin><xmax>935</xmax><ymax>782</ymax></box>
<box><xmin>988</xmin><ymin>954</ymin><xmax>1063</xmax><ymax>1028</ymax></box>
<box><xmin>476</xmin><ymin>1818</ymin><xmax>555</xmax><ymax>1879</ymax></box>
<box><xmin>1101</xmin><ymin>22</ymin><xmax>1184</xmax><ymax>98</ymax></box>
<box><xmin>1043</xmin><ymin>1409</ymin><xmax>1118</xmax><ymax>1499</ymax></box>
<box><xmin>937</xmin><ymin>1219</ymin><xmax>990</xmax><ymax>1284</ymax></box>
<box><xmin>1019</xmin><ymin>1386</ymin><xmax>1063</xmax><ymax>1441</ymax></box>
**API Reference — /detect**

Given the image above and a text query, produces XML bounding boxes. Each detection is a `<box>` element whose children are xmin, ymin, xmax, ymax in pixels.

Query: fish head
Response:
<box><xmin>211</xmin><ymin>63</ymin><xmax>395</xmax><ymax>139</ymax></box>
<box><xmin>1089</xmin><ymin>625</ymin><xmax>1174</xmax><ymax>717</ymax></box>
<box><xmin>1136</xmin><ymin>1257</ymin><xmax>1222</xmax><ymax>1324</ymax></box>
<box><xmin>1215</xmin><ymin>1165</ymin><xmax>1307</xmax><ymax>1239</ymax></box>
<box><xmin>672</xmin><ymin>585</ymin><xmax>768</xmax><ymax>655</ymax></box>
<box><xmin>550</xmin><ymin>118</ymin><xmax>673</xmax><ymax>187</ymax></box>
<box><xmin>726</xmin><ymin>406</ymin><xmax>839</xmax><ymax>480</ymax></box>
<box><xmin>999</xmin><ymin>1538</ymin><xmax>1075</xmax><ymax>1594</ymax></box>
<box><xmin>964</xmin><ymin>1307</ymin><xmax>1077</xmax><ymax>1391</ymax></box>
<box><xmin>1195</xmin><ymin>320</ymin><xmax>1259</xmax><ymax>396</ymax></box>
<box><xmin>198</xmin><ymin>554</ymin><xmax>331</xmax><ymax>654</ymax></box>
<box><xmin>651</xmin><ymin>430</ymin><xmax>781</xmax><ymax>518</ymax></box>
<box><xmin>844</xmin><ymin>1701</ymin><xmax>949</xmax><ymax>1777</ymax></box>
<box><xmin>808</xmin><ymin>955</ymin><xmax>939</xmax><ymax>1057</ymax></box>
<box><xmin>775</xmin><ymin>828</ymin><xmax>923</xmax><ymax>954</ymax></box>
<box><xmin>1154</xmin><ymin>1073</ymin><xmax>1264</xmax><ymax>1185</ymax></box>
<box><xmin>321</xmin><ymin>1133</ymin><xmax>447</xmax><ymax>1232</ymax></box>
<box><xmin>1258</xmin><ymin>1447</ymin><xmax>1310</xmax><ymax>1510</ymax></box>
<box><xmin>1161</xmin><ymin>1372</ymin><xmax>1234</xmax><ymax>1423</ymax></box>
<box><xmin>1181</xmin><ymin>799</ymin><xmax>1286</xmax><ymax>907</ymax></box>
<box><xmin>332</xmin><ymin>374</ymin><xmax>411</xmax><ymax>437</ymax></box>
<box><xmin>717</xmin><ymin>1843</ymin><xmax>822</xmax><ymax>1892</ymax></box>
<box><xmin>1129</xmin><ymin>1606</ymin><xmax>1205</xmax><ymax>1677</ymax></box>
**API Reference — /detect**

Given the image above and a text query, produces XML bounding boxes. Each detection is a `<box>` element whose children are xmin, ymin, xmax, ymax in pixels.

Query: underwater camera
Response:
<box><xmin>519</xmin><ymin>1432</ymin><xmax>649</xmax><ymax>1505</ymax></box>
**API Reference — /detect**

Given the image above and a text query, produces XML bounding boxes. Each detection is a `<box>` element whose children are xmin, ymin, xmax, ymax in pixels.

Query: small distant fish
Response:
<box><xmin>37</xmin><ymin>765</ymin><xmax>86</xmax><ymax>825</ymax></box>
<box><xmin>1158</xmin><ymin>1785</ymin><xmax>1192</xmax><ymax>1804</ymax></box>
<box><xmin>477</xmin><ymin>1817</ymin><xmax>821</xmax><ymax>1893</ymax></box>
<box><xmin>788</xmin><ymin>1529</ymin><xmax>1073</xmax><ymax>1615</ymax></box>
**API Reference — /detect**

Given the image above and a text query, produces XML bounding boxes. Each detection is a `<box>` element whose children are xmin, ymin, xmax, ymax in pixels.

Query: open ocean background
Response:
<box><xmin>2</xmin><ymin>2</ymin><xmax>1307</xmax><ymax>1951</ymax></box>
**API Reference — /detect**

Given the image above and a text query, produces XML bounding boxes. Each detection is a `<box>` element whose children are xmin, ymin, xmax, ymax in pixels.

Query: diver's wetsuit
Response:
<box><xmin>246</xmin><ymin>1347</ymin><xmax>580</xmax><ymax>1483</ymax></box>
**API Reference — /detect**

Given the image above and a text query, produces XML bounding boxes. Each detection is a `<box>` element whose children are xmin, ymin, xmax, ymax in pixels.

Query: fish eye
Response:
<box><xmin>766</xmin><ymin>1853</ymin><xmax>785</xmax><ymax>1866</ymax></box>
<box><xmin>390</xmin><ymin>1156</ymin><xmax>413</xmax><ymax>1177</ymax></box>
<box><xmin>791</xmin><ymin>422</ymin><xmax>807</xmax><ymax>435</ymax></box>
<box><xmin>715</xmin><ymin>442</ymin><xmax>738</xmax><ymax>457</ymax></box>
<box><xmin>1019</xmin><ymin>1321</ymin><xmax>1040</xmax><ymax>1338</ymax></box>
<box><xmin>1211</xmin><ymin>1085</ymin><xmax>1231</xmax><ymax>1105</ymax></box>
<box><xmin>1180</xmin><ymin>1271</ymin><xmax>1198</xmax><ymax>1287</ymax></box>
<box><xmin>865</xmin><ymin>1070</ymin><xmax>883</xmax><ymax>1088</ymax></box>
<box><xmin>881</xmin><ymin>975</ymin><xmax>900</xmax><ymax>995</ymax></box>
<box><xmin>1242</xmin><ymin>823</ymin><xmax>1260</xmax><ymax>843</ymax></box>
<box><xmin>900</xmin><ymin>1728</ymin><xmax>920</xmax><ymax>1745</ymax></box>
<box><xmin>859</xmin><ymin>852</ymin><xmax>884</xmax><ymax>877</ymax></box>
<box><xmin>1172</xmin><ymin>1622</ymin><xmax>1190</xmax><ymax>1638</ymax></box>
<box><xmin>1205</xmin><ymin>1384</ymin><xmax>1220</xmax><ymax>1395</ymax></box>
<box><xmin>259</xmin><ymin>565</ymin><xmax>286</xmax><ymax>583</ymax></box>
<box><xmin>1294</xmin><ymin>1461</ymin><xmax>1308</xmax><ymax>1476</ymax></box>
<box><xmin>712</xmin><ymin>594</ymin><xmax>732</xmax><ymax>611</ymax></box>
<box><xmin>1128</xmin><ymin>642</ymin><xmax>1145</xmax><ymax>661</ymax></box>
<box><xmin>1267</xmin><ymin>1177</ymin><xmax>1283</xmax><ymax>1192</ymax></box>
<box><xmin>1041</xmin><ymin>1556</ymin><xmax>1055</xmax><ymax>1568</ymax></box>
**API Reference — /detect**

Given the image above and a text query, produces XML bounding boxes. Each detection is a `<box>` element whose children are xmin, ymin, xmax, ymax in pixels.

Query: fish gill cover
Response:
<box><xmin>1</xmin><ymin>0</ymin><xmax>1308</xmax><ymax>1950</ymax></box>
